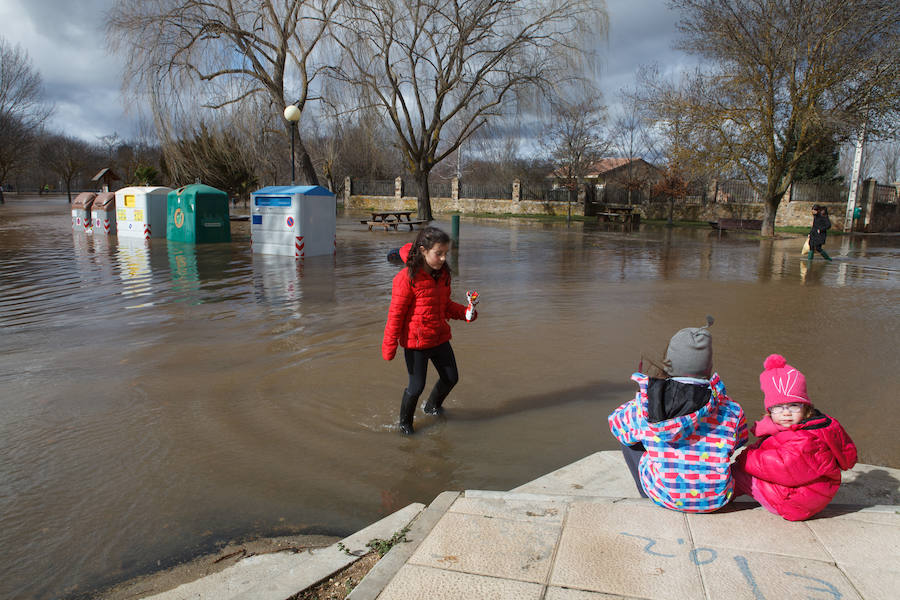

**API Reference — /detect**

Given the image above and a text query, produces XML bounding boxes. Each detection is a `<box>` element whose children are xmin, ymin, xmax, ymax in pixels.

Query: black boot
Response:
<box><xmin>399</xmin><ymin>390</ymin><xmax>417</xmax><ymax>434</ymax></box>
<box><xmin>423</xmin><ymin>381</ymin><xmax>451</xmax><ymax>416</ymax></box>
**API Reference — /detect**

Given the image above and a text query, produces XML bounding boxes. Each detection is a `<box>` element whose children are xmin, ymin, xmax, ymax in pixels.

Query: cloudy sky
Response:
<box><xmin>0</xmin><ymin>0</ymin><xmax>695</xmax><ymax>143</ymax></box>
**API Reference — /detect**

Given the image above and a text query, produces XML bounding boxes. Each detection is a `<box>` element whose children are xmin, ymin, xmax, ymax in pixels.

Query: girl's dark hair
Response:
<box><xmin>640</xmin><ymin>351</ymin><xmax>671</xmax><ymax>379</ymax></box>
<box><xmin>406</xmin><ymin>226</ymin><xmax>451</xmax><ymax>284</ymax></box>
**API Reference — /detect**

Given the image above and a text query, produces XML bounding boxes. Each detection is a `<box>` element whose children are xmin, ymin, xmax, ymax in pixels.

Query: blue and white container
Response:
<box><xmin>250</xmin><ymin>186</ymin><xmax>336</xmax><ymax>258</ymax></box>
<box><xmin>115</xmin><ymin>186</ymin><xmax>172</xmax><ymax>240</ymax></box>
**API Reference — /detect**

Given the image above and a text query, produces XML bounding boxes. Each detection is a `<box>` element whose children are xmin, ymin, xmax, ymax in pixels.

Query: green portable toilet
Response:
<box><xmin>167</xmin><ymin>184</ymin><xmax>231</xmax><ymax>243</ymax></box>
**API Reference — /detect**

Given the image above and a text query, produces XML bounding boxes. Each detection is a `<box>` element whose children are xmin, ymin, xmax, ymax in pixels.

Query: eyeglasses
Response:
<box><xmin>770</xmin><ymin>403</ymin><xmax>805</xmax><ymax>414</ymax></box>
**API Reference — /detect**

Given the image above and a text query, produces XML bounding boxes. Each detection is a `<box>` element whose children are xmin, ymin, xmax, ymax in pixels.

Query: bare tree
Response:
<box><xmin>644</xmin><ymin>0</ymin><xmax>900</xmax><ymax>235</ymax></box>
<box><xmin>107</xmin><ymin>0</ymin><xmax>342</xmax><ymax>186</ymax></box>
<box><xmin>609</xmin><ymin>93</ymin><xmax>659</xmax><ymax>203</ymax></box>
<box><xmin>314</xmin><ymin>102</ymin><xmax>404</xmax><ymax>192</ymax></box>
<box><xmin>96</xmin><ymin>132</ymin><xmax>120</xmax><ymax>162</ymax></box>
<box><xmin>162</xmin><ymin>122</ymin><xmax>260</xmax><ymax>202</ymax></box>
<box><xmin>874</xmin><ymin>140</ymin><xmax>900</xmax><ymax>184</ymax></box>
<box><xmin>546</xmin><ymin>93</ymin><xmax>609</xmax><ymax>217</ymax></box>
<box><xmin>332</xmin><ymin>0</ymin><xmax>606</xmax><ymax>220</ymax></box>
<box><xmin>0</xmin><ymin>36</ymin><xmax>50</xmax><ymax>201</ymax></box>
<box><xmin>40</xmin><ymin>135</ymin><xmax>99</xmax><ymax>203</ymax></box>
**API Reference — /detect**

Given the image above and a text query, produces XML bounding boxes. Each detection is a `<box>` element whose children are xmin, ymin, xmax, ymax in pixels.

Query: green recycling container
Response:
<box><xmin>853</xmin><ymin>206</ymin><xmax>862</xmax><ymax>219</ymax></box>
<box><xmin>167</xmin><ymin>184</ymin><xmax>231</xmax><ymax>243</ymax></box>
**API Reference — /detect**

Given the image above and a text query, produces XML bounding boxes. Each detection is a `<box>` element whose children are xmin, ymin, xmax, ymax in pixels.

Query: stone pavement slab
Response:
<box><xmin>685</xmin><ymin>504</ymin><xmax>831</xmax><ymax>560</ymax></box>
<box><xmin>805</xmin><ymin>507</ymin><xmax>900</xmax><ymax>600</ymax></box>
<box><xmin>407</xmin><ymin>510</ymin><xmax>560</xmax><ymax>584</ymax></box>
<box><xmin>377</xmin><ymin>565</ymin><xmax>543</xmax><ymax>600</ymax></box>
<box><xmin>349</xmin><ymin>452</ymin><xmax>900</xmax><ymax>600</ymax></box>
<box><xmin>697</xmin><ymin>548</ymin><xmax>863</xmax><ymax>600</ymax></box>
<box><xmin>551</xmin><ymin>512</ymin><xmax>706</xmax><ymax>600</ymax></box>
<box><xmin>512</xmin><ymin>451</ymin><xmax>640</xmax><ymax>499</ymax></box>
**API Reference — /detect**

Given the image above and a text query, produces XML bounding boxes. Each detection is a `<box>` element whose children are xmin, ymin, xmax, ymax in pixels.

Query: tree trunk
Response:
<box><xmin>285</xmin><ymin>122</ymin><xmax>319</xmax><ymax>186</ymax></box>
<box><xmin>66</xmin><ymin>180</ymin><xmax>73</xmax><ymax>203</ymax></box>
<box><xmin>415</xmin><ymin>170</ymin><xmax>433</xmax><ymax>221</ymax></box>
<box><xmin>761</xmin><ymin>197</ymin><xmax>778</xmax><ymax>237</ymax></box>
<box><xmin>295</xmin><ymin>135</ymin><xmax>318</xmax><ymax>186</ymax></box>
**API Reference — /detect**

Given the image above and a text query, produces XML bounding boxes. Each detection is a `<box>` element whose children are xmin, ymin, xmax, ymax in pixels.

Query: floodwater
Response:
<box><xmin>1</xmin><ymin>196</ymin><xmax>898</xmax><ymax>599</ymax></box>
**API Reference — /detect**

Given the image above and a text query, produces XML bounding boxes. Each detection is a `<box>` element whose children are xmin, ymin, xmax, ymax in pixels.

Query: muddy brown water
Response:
<box><xmin>1</xmin><ymin>196</ymin><xmax>898</xmax><ymax>599</ymax></box>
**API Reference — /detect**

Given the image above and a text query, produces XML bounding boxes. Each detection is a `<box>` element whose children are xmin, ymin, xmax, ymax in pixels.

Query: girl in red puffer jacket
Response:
<box><xmin>382</xmin><ymin>227</ymin><xmax>477</xmax><ymax>434</ymax></box>
<box><xmin>733</xmin><ymin>354</ymin><xmax>857</xmax><ymax>521</ymax></box>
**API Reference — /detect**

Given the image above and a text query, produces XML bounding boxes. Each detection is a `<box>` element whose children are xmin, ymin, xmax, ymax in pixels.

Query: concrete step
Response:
<box><xmin>143</xmin><ymin>502</ymin><xmax>425</xmax><ymax>600</ymax></box>
<box><xmin>346</xmin><ymin>452</ymin><xmax>900</xmax><ymax>600</ymax></box>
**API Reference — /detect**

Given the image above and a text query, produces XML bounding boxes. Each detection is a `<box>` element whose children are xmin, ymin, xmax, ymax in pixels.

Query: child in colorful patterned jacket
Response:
<box><xmin>608</xmin><ymin>317</ymin><xmax>748</xmax><ymax>513</ymax></box>
<box><xmin>732</xmin><ymin>354</ymin><xmax>857</xmax><ymax>521</ymax></box>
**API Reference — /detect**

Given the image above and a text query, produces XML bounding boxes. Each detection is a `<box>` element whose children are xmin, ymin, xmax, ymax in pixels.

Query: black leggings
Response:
<box><xmin>620</xmin><ymin>442</ymin><xmax>649</xmax><ymax>498</ymax></box>
<box><xmin>403</xmin><ymin>341</ymin><xmax>459</xmax><ymax>401</ymax></box>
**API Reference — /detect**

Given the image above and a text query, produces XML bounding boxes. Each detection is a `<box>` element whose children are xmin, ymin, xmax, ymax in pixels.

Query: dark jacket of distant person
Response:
<box><xmin>809</xmin><ymin>210</ymin><xmax>831</xmax><ymax>247</ymax></box>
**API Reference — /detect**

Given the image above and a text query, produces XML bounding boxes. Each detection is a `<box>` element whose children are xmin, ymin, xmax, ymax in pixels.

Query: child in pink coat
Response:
<box><xmin>733</xmin><ymin>354</ymin><xmax>857</xmax><ymax>521</ymax></box>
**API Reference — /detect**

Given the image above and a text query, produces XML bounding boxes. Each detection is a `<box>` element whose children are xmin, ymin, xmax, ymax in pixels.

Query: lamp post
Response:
<box><xmin>283</xmin><ymin>104</ymin><xmax>301</xmax><ymax>185</ymax></box>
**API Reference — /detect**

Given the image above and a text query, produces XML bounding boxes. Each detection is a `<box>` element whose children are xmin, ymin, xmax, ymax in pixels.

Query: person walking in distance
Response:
<box><xmin>808</xmin><ymin>205</ymin><xmax>832</xmax><ymax>261</ymax></box>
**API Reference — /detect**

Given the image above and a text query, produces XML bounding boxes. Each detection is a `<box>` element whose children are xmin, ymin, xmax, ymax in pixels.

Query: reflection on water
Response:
<box><xmin>1</xmin><ymin>197</ymin><xmax>898</xmax><ymax>600</ymax></box>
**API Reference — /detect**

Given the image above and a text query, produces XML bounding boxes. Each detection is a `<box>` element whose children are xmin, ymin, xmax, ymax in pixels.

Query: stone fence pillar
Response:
<box><xmin>512</xmin><ymin>179</ymin><xmax>520</xmax><ymax>202</ymax></box>
<box><xmin>861</xmin><ymin>178</ymin><xmax>877</xmax><ymax>231</ymax></box>
<box><xmin>343</xmin><ymin>176</ymin><xmax>351</xmax><ymax>204</ymax></box>
<box><xmin>395</xmin><ymin>177</ymin><xmax>403</xmax><ymax>200</ymax></box>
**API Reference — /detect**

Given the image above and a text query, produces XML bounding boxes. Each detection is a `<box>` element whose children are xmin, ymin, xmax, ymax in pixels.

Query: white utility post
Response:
<box><xmin>844</xmin><ymin>124</ymin><xmax>867</xmax><ymax>231</ymax></box>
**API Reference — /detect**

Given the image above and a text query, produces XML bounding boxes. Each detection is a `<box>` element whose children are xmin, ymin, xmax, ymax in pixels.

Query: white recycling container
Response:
<box><xmin>115</xmin><ymin>186</ymin><xmax>172</xmax><ymax>240</ymax></box>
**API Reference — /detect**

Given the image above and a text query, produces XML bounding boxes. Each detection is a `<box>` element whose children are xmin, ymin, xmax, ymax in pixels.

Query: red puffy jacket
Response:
<box><xmin>734</xmin><ymin>411</ymin><xmax>857</xmax><ymax>521</ymax></box>
<box><xmin>382</xmin><ymin>244</ymin><xmax>470</xmax><ymax>360</ymax></box>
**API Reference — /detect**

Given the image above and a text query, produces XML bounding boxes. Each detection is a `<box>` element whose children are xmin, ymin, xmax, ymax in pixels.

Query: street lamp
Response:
<box><xmin>283</xmin><ymin>104</ymin><xmax>301</xmax><ymax>185</ymax></box>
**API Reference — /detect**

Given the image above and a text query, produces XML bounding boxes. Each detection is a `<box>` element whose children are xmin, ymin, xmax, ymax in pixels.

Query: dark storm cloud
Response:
<box><xmin>1</xmin><ymin>0</ymin><xmax>137</xmax><ymax>141</ymax></box>
<box><xmin>0</xmin><ymin>0</ymin><xmax>694</xmax><ymax>142</ymax></box>
<box><xmin>601</xmin><ymin>0</ymin><xmax>699</xmax><ymax>104</ymax></box>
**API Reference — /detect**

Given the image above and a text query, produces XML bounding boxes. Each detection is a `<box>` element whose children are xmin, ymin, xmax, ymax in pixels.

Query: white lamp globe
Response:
<box><xmin>283</xmin><ymin>105</ymin><xmax>301</xmax><ymax>122</ymax></box>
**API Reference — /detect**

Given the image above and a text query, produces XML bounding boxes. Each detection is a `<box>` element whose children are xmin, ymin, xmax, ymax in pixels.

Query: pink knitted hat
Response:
<box><xmin>759</xmin><ymin>354</ymin><xmax>810</xmax><ymax>410</ymax></box>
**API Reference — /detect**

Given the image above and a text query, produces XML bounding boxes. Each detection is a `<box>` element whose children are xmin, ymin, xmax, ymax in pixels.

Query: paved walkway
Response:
<box><xmin>348</xmin><ymin>452</ymin><xmax>900</xmax><ymax>600</ymax></box>
<box><xmin>142</xmin><ymin>452</ymin><xmax>900</xmax><ymax>599</ymax></box>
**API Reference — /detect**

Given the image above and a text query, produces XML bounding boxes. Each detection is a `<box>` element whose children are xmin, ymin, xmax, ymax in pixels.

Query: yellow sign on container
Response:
<box><xmin>115</xmin><ymin>186</ymin><xmax>172</xmax><ymax>239</ymax></box>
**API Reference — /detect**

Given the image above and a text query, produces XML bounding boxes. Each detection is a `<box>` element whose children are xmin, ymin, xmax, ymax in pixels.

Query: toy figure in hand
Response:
<box><xmin>465</xmin><ymin>291</ymin><xmax>479</xmax><ymax>322</ymax></box>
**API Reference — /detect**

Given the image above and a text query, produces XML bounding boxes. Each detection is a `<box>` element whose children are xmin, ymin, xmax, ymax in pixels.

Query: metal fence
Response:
<box><xmin>520</xmin><ymin>183</ymin><xmax>571</xmax><ymax>202</ymax></box>
<box><xmin>459</xmin><ymin>181</ymin><xmax>512</xmax><ymax>199</ymax></box>
<box><xmin>789</xmin><ymin>181</ymin><xmax>847</xmax><ymax>204</ymax></box>
<box><xmin>602</xmin><ymin>182</ymin><xmax>650</xmax><ymax>205</ymax></box>
<box><xmin>403</xmin><ymin>179</ymin><xmax>452</xmax><ymax>198</ymax></box>
<box><xmin>717</xmin><ymin>180</ymin><xmax>763</xmax><ymax>203</ymax></box>
<box><xmin>352</xmin><ymin>179</ymin><xmax>395</xmax><ymax>196</ymax></box>
<box><xmin>874</xmin><ymin>183</ymin><xmax>898</xmax><ymax>204</ymax></box>
<box><xmin>348</xmin><ymin>177</ymin><xmax>897</xmax><ymax>206</ymax></box>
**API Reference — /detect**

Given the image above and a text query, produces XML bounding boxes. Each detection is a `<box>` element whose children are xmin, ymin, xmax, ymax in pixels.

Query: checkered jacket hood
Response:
<box><xmin>608</xmin><ymin>373</ymin><xmax>749</xmax><ymax>513</ymax></box>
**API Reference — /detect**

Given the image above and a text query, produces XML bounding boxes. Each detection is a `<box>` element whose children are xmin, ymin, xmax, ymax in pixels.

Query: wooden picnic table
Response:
<box><xmin>595</xmin><ymin>205</ymin><xmax>639</xmax><ymax>230</ymax></box>
<box><xmin>361</xmin><ymin>211</ymin><xmax>427</xmax><ymax>231</ymax></box>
